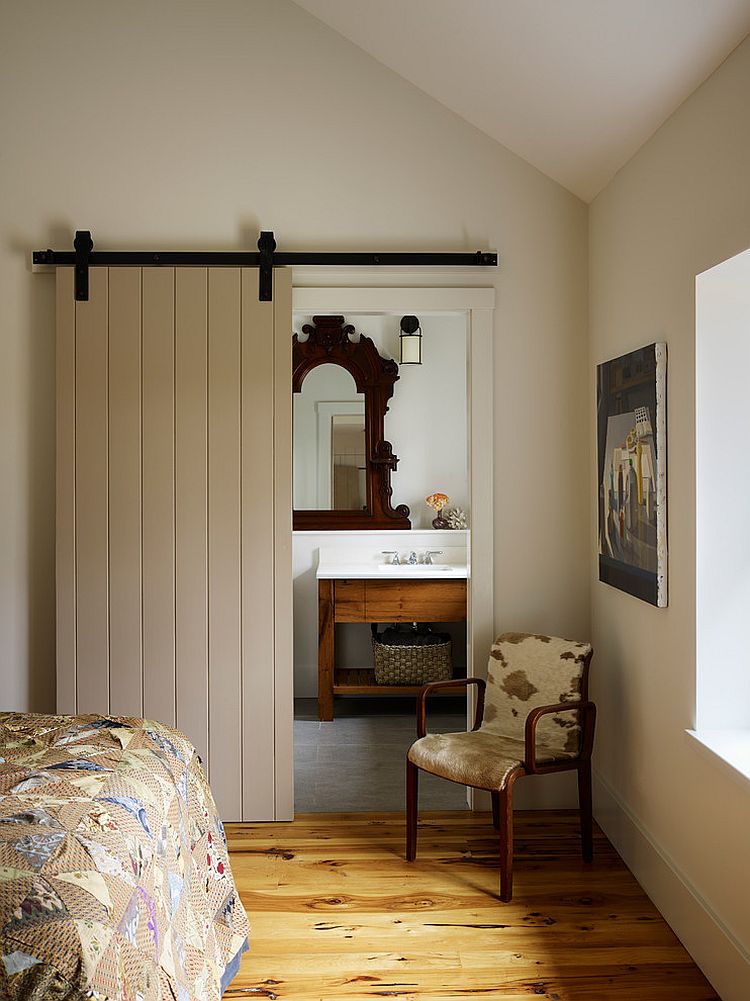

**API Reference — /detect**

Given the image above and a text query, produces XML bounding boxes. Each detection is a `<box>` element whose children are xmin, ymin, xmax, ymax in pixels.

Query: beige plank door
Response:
<box><xmin>208</xmin><ymin>268</ymin><xmax>242</xmax><ymax>820</ymax></box>
<box><xmin>174</xmin><ymin>269</ymin><xmax>210</xmax><ymax>770</ymax></box>
<box><xmin>108</xmin><ymin>269</ymin><xmax>143</xmax><ymax>718</ymax></box>
<box><xmin>56</xmin><ymin>266</ymin><xmax>292</xmax><ymax>821</ymax></box>
<box><xmin>142</xmin><ymin>268</ymin><xmax>177</xmax><ymax>729</ymax></box>
<box><xmin>74</xmin><ymin>268</ymin><xmax>110</xmax><ymax>715</ymax></box>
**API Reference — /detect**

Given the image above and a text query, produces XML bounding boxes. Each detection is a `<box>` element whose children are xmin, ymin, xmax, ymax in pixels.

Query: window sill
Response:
<box><xmin>686</xmin><ymin>729</ymin><xmax>750</xmax><ymax>790</ymax></box>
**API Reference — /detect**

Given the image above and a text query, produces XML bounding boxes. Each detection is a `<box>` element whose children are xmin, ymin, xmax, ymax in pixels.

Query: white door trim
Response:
<box><xmin>293</xmin><ymin>285</ymin><xmax>495</xmax><ymax>313</ymax></box>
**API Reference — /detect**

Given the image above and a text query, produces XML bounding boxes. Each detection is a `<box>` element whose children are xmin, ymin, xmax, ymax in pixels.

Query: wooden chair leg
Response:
<box><xmin>406</xmin><ymin>759</ymin><xmax>419</xmax><ymax>861</ymax></box>
<box><xmin>491</xmin><ymin>790</ymin><xmax>500</xmax><ymax>831</ymax></box>
<box><xmin>578</xmin><ymin>759</ymin><xmax>594</xmax><ymax>863</ymax></box>
<box><xmin>498</xmin><ymin>781</ymin><xmax>514</xmax><ymax>902</ymax></box>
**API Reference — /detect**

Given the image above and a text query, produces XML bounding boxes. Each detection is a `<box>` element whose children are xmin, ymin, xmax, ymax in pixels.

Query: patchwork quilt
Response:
<box><xmin>0</xmin><ymin>712</ymin><xmax>249</xmax><ymax>1001</ymax></box>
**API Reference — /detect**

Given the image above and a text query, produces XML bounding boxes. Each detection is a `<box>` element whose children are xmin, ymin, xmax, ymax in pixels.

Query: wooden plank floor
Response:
<box><xmin>225</xmin><ymin>811</ymin><xmax>718</xmax><ymax>1001</ymax></box>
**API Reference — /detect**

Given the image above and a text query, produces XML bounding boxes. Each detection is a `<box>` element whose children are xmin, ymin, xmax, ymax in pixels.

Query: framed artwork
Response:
<box><xmin>597</xmin><ymin>343</ymin><xmax>667</xmax><ymax>606</ymax></box>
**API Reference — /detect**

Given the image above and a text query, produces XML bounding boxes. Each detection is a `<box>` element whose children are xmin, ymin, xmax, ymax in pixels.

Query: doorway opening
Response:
<box><xmin>292</xmin><ymin>309</ymin><xmax>471</xmax><ymax>812</ymax></box>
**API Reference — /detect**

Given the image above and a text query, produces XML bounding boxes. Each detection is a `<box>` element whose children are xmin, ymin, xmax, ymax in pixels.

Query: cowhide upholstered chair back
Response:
<box><xmin>481</xmin><ymin>632</ymin><xmax>593</xmax><ymax>756</ymax></box>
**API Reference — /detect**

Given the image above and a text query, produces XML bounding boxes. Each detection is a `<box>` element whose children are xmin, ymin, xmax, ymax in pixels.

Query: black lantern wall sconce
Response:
<box><xmin>399</xmin><ymin>315</ymin><xmax>423</xmax><ymax>365</ymax></box>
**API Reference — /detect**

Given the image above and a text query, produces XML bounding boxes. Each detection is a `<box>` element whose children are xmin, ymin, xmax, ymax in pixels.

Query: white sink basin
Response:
<box><xmin>377</xmin><ymin>564</ymin><xmax>454</xmax><ymax>573</ymax></box>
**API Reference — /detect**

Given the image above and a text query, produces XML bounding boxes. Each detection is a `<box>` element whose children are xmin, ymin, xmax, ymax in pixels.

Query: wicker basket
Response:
<box><xmin>372</xmin><ymin>632</ymin><xmax>452</xmax><ymax>686</ymax></box>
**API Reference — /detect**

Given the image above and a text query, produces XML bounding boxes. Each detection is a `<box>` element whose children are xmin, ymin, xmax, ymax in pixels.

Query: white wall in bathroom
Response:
<box><xmin>293</xmin><ymin>313</ymin><xmax>468</xmax><ymax>528</ymax></box>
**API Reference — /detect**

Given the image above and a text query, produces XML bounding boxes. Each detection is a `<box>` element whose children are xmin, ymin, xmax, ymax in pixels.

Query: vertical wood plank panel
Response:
<box><xmin>207</xmin><ymin>268</ymin><xmax>242</xmax><ymax>819</ymax></box>
<box><xmin>241</xmin><ymin>269</ymin><xmax>276</xmax><ymax>820</ymax></box>
<box><xmin>75</xmin><ymin>268</ymin><xmax>109</xmax><ymax>714</ymax></box>
<box><xmin>175</xmin><ymin>268</ymin><xmax>209</xmax><ymax>765</ymax></box>
<box><xmin>56</xmin><ymin>268</ymin><xmax>77</xmax><ymax>713</ymax></box>
<box><xmin>142</xmin><ymin>268</ymin><xmax>176</xmax><ymax>726</ymax></box>
<box><xmin>273</xmin><ymin>268</ymin><xmax>294</xmax><ymax>820</ymax></box>
<box><xmin>108</xmin><ymin>269</ymin><xmax>143</xmax><ymax>716</ymax></box>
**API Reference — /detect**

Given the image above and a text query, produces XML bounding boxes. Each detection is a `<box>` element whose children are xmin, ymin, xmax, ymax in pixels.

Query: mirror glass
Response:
<box><xmin>293</xmin><ymin>364</ymin><xmax>366</xmax><ymax>510</ymax></box>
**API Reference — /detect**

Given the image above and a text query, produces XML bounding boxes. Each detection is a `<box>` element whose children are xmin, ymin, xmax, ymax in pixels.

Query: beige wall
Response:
<box><xmin>589</xmin><ymin>35</ymin><xmax>750</xmax><ymax>999</ymax></box>
<box><xmin>0</xmin><ymin>0</ymin><xmax>589</xmax><ymax>711</ymax></box>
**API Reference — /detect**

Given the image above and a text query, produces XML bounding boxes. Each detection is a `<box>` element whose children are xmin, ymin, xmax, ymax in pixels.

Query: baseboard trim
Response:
<box><xmin>593</xmin><ymin>770</ymin><xmax>750</xmax><ymax>1001</ymax></box>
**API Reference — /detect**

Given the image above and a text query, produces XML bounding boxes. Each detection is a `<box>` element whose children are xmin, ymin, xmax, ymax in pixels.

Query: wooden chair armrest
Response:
<box><xmin>524</xmin><ymin>700</ymin><xmax>597</xmax><ymax>773</ymax></box>
<box><xmin>416</xmin><ymin>677</ymin><xmax>486</xmax><ymax>738</ymax></box>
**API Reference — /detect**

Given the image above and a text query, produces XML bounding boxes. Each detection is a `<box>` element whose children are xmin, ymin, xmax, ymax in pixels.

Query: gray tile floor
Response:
<box><xmin>294</xmin><ymin>697</ymin><xmax>470</xmax><ymax>813</ymax></box>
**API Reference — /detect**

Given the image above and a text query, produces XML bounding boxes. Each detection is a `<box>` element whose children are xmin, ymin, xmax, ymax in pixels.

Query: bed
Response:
<box><xmin>0</xmin><ymin>712</ymin><xmax>249</xmax><ymax>1001</ymax></box>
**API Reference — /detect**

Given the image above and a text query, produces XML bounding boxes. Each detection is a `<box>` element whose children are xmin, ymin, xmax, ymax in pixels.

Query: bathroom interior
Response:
<box><xmin>292</xmin><ymin>309</ymin><xmax>471</xmax><ymax>812</ymax></box>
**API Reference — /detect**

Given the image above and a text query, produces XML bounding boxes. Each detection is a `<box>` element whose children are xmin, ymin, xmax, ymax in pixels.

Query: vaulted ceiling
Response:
<box><xmin>293</xmin><ymin>0</ymin><xmax>750</xmax><ymax>201</ymax></box>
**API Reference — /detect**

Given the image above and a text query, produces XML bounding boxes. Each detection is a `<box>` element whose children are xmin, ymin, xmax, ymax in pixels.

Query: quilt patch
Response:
<box><xmin>0</xmin><ymin>713</ymin><xmax>249</xmax><ymax>1000</ymax></box>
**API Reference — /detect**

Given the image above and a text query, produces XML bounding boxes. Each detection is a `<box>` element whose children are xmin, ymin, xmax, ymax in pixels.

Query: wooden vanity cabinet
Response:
<box><xmin>318</xmin><ymin>577</ymin><xmax>468</xmax><ymax>720</ymax></box>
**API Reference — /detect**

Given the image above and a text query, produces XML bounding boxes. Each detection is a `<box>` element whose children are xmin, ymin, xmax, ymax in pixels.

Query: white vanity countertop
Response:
<box><xmin>316</xmin><ymin>545</ymin><xmax>469</xmax><ymax>580</ymax></box>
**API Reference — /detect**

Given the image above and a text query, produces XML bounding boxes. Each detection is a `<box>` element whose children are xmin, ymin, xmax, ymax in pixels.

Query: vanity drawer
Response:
<box><xmin>334</xmin><ymin>579</ymin><xmax>366</xmax><ymax>621</ymax></box>
<box><xmin>365</xmin><ymin>580</ymin><xmax>467</xmax><ymax>622</ymax></box>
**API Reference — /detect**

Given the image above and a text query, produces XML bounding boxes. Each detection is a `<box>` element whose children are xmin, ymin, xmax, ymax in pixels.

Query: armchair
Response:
<box><xmin>406</xmin><ymin>632</ymin><xmax>595</xmax><ymax>901</ymax></box>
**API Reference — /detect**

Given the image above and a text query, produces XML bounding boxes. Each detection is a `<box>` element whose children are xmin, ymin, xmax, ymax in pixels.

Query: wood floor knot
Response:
<box><xmin>307</xmin><ymin>895</ymin><xmax>353</xmax><ymax>909</ymax></box>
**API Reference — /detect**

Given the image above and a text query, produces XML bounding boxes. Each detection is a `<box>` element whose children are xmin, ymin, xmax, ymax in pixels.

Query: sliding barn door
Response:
<box><xmin>55</xmin><ymin>266</ymin><xmax>293</xmax><ymax>822</ymax></box>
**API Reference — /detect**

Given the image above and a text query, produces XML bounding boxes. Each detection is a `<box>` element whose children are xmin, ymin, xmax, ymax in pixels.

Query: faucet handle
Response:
<box><xmin>381</xmin><ymin>550</ymin><xmax>400</xmax><ymax>565</ymax></box>
<box><xmin>425</xmin><ymin>550</ymin><xmax>443</xmax><ymax>565</ymax></box>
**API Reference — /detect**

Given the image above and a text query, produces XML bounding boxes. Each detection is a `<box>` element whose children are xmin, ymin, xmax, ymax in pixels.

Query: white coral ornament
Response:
<box><xmin>446</xmin><ymin>507</ymin><xmax>468</xmax><ymax>530</ymax></box>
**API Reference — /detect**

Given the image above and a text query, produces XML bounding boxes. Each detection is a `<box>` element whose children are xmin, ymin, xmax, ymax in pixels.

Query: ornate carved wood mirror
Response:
<box><xmin>293</xmin><ymin>315</ymin><xmax>411</xmax><ymax>530</ymax></box>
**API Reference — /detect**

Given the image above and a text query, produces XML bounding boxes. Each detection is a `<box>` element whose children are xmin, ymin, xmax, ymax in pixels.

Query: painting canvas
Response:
<box><xmin>597</xmin><ymin>343</ymin><xmax>667</xmax><ymax>606</ymax></box>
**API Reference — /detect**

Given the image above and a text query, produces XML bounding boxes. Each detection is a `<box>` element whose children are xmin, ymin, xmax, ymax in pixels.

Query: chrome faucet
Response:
<box><xmin>381</xmin><ymin>551</ymin><xmax>400</xmax><ymax>565</ymax></box>
<box><xmin>424</xmin><ymin>550</ymin><xmax>443</xmax><ymax>565</ymax></box>
<box><xmin>407</xmin><ymin>551</ymin><xmax>419</xmax><ymax>565</ymax></box>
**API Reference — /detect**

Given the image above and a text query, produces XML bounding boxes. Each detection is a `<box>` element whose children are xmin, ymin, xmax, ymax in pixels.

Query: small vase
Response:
<box><xmin>432</xmin><ymin>508</ymin><xmax>449</xmax><ymax>530</ymax></box>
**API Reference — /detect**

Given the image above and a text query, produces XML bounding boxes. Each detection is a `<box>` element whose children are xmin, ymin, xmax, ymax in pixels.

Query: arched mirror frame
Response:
<box><xmin>292</xmin><ymin>315</ymin><xmax>411</xmax><ymax>530</ymax></box>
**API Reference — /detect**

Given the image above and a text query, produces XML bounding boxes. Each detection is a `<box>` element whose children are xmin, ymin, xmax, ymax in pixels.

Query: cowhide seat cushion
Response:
<box><xmin>407</xmin><ymin>632</ymin><xmax>591</xmax><ymax>789</ymax></box>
